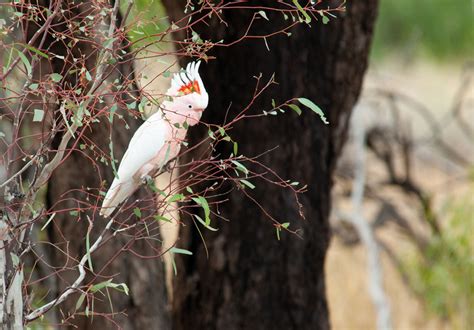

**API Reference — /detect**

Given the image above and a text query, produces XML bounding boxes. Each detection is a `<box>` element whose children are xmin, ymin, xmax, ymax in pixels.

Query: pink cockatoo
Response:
<box><xmin>100</xmin><ymin>61</ymin><xmax>208</xmax><ymax>217</ymax></box>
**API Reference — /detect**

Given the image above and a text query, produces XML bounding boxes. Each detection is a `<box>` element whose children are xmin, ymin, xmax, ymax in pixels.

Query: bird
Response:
<box><xmin>100</xmin><ymin>61</ymin><xmax>209</xmax><ymax>217</ymax></box>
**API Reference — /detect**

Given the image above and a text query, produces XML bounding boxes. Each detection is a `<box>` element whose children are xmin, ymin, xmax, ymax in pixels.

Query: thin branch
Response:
<box><xmin>25</xmin><ymin>216</ymin><xmax>114</xmax><ymax>321</ymax></box>
<box><xmin>336</xmin><ymin>104</ymin><xmax>393</xmax><ymax>330</ymax></box>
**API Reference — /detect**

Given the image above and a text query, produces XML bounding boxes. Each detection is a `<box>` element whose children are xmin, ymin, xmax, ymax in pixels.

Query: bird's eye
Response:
<box><xmin>188</xmin><ymin>105</ymin><xmax>192</xmax><ymax>109</ymax></box>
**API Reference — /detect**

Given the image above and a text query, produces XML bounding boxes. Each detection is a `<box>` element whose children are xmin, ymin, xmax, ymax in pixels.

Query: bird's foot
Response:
<box><xmin>141</xmin><ymin>175</ymin><xmax>153</xmax><ymax>185</ymax></box>
<box><xmin>164</xmin><ymin>161</ymin><xmax>173</xmax><ymax>172</ymax></box>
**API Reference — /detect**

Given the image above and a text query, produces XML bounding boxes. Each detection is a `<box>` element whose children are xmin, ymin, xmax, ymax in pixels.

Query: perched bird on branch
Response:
<box><xmin>100</xmin><ymin>61</ymin><xmax>209</xmax><ymax>217</ymax></box>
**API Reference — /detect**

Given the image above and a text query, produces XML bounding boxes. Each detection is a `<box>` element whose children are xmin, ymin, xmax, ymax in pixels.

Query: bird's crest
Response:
<box><xmin>168</xmin><ymin>61</ymin><xmax>205</xmax><ymax>96</ymax></box>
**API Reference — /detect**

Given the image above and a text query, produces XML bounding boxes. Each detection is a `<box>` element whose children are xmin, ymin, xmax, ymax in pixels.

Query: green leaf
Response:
<box><xmin>233</xmin><ymin>142</ymin><xmax>238</xmax><ymax>156</ymax></box>
<box><xmin>72</xmin><ymin>103</ymin><xmax>85</xmax><ymax>126</ymax></box>
<box><xmin>85</xmin><ymin>70</ymin><xmax>92</xmax><ymax>81</ymax></box>
<box><xmin>288</xmin><ymin>104</ymin><xmax>302</xmax><ymax>115</ymax></box>
<box><xmin>109</xmin><ymin>141</ymin><xmax>119</xmax><ymax>179</ymax></box>
<box><xmin>292</xmin><ymin>0</ymin><xmax>311</xmax><ymax>23</ymax></box>
<box><xmin>240</xmin><ymin>179</ymin><xmax>255</xmax><ymax>189</ymax></box>
<box><xmin>297</xmin><ymin>98</ymin><xmax>329</xmax><ymax>124</ymax></box>
<box><xmin>91</xmin><ymin>279</ymin><xmax>112</xmax><ymax>293</ymax></box>
<box><xmin>194</xmin><ymin>214</ymin><xmax>218</xmax><ymax>231</ymax></box>
<box><xmin>103</xmin><ymin>37</ymin><xmax>117</xmax><ymax>49</ymax></box>
<box><xmin>168</xmin><ymin>193</ymin><xmax>185</xmax><ymax>203</ymax></box>
<box><xmin>75</xmin><ymin>293</ymin><xmax>86</xmax><ymax>311</ymax></box>
<box><xmin>23</xmin><ymin>44</ymin><xmax>49</xmax><ymax>59</ymax></box>
<box><xmin>154</xmin><ymin>215</ymin><xmax>172</xmax><ymax>223</ymax></box>
<box><xmin>133</xmin><ymin>207</ymin><xmax>142</xmax><ymax>218</ymax></box>
<box><xmin>231</xmin><ymin>160</ymin><xmax>249</xmax><ymax>175</ymax></box>
<box><xmin>321</xmin><ymin>14</ymin><xmax>330</xmax><ymax>25</ymax></box>
<box><xmin>126</xmin><ymin>101</ymin><xmax>136</xmax><ymax>110</ymax></box>
<box><xmin>169</xmin><ymin>247</ymin><xmax>193</xmax><ymax>255</ymax></box>
<box><xmin>16</xmin><ymin>50</ymin><xmax>32</xmax><ymax>76</ymax></box>
<box><xmin>10</xmin><ymin>253</ymin><xmax>20</xmax><ymax>267</ymax></box>
<box><xmin>28</xmin><ymin>83</ymin><xmax>39</xmax><ymax>90</ymax></box>
<box><xmin>33</xmin><ymin>109</ymin><xmax>44</xmax><ymax>122</ymax></box>
<box><xmin>50</xmin><ymin>73</ymin><xmax>62</xmax><ymax>82</ymax></box>
<box><xmin>276</xmin><ymin>222</ymin><xmax>290</xmax><ymax>241</ymax></box>
<box><xmin>108</xmin><ymin>104</ymin><xmax>117</xmax><ymax>123</ymax></box>
<box><xmin>146</xmin><ymin>179</ymin><xmax>160</xmax><ymax>193</ymax></box>
<box><xmin>218</xmin><ymin>126</ymin><xmax>226</xmax><ymax>137</ymax></box>
<box><xmin>208</xmin><ymin>129</ymin><xmax>216</xmax><ymax>140</ymax></box>
<box><xmin>86</xmin><ymin>231</ymin><xmax>93</xmax><ymax>272</ymax></box>
<box><xmin>192</xmin><ymin>196</ymin><xmax>211</xmax><ymax>225</ymax></box>
<box><xmin>91</xmin><ymin>279</ymin><xmax>129</xmax><ymax>295</ymax></box>
<box><xmin>258</xmin><ymin>10</ymin><xmax>269</xmax><ymax>21</ymax></box>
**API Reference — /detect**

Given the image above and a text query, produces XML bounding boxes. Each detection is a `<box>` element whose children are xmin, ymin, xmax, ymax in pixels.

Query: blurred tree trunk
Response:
<box><xmin>21</xmin><ymin>0</ymin><xmax>170</xmax><ymax>328</ymax></box>
<box><xmin>163</xmin><ymin>1</ymin><xmax>378</xmax><ymax>329</ymax></box>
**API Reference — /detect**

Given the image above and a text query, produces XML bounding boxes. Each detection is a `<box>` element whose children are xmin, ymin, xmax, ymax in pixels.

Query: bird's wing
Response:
<box><xmin>100</xmin><ymin>113</ymin><xmax>167</xmax><ymax>217</ymax></box>
<box><xmin>115</xmin><ymin>113</ymin><xmax>167</xmax><ymax>182</ymax></box>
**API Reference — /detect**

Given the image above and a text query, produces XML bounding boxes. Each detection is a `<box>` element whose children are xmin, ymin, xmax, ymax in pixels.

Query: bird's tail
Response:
<box><xmin>100</xmin><ymin>179</ymin><xmax>136</xmax><ymax>217</ymax></box>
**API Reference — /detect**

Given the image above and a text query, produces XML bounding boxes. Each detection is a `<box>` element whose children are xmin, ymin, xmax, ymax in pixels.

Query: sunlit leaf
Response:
<box><xmin>133</xmin><ymin>207</ymin><xmax>142</xmax><ymax>218</ymax></box>
<box><xmin>231</xmin><ymin>159</ymin><xmax>249</xmax><ymax>175</ymax></box>
<box><xmin>33</xmin><ymin>109</ymin><xmax>44</xmax><ymax>122</ymax></box>
<box><xmin>50</xmin><ymin>73</ymin><xmax>62</xmax><ymax>82</ymax></box>
<box><xmin>168</xmin><ymin>193</ymin><xmax>185</xmax><ymax>203</ymax></box>
<box><xmin>297</xmin><ymin>98</ymin><xmax>329</xmax><ymax>124</ymax></box>
<box><xmin>288</xmin><ymin>104</ymin><xmax>302</xmax><ymax>115</ymax></box>
<box><xmin>240</xmin><ymin>179</ymin><xmax>255</xmax><ymax>189</ymax></box>
<box><xmin>258</xmin><ymin>10</ymin><xmax>269</xmax><ymax>21</ymax></box>
<box><xmin>16</xmin><ymin>50</ymin><xmax>32</xmax><ymax>76</ymax></box>
<box><xmin>192</xmin><ymin>196</ymin><xmax>211</xmax><ymax>225</ymax></box>
<box><xmin>169</xmin><ymin>247</ymin><xmax>193</xmax><ymax>255</ymax></box>
<box><xmin>292</xmin><ymin>0</ymin><xmax>311</xmax><ymax>23</ymax></box>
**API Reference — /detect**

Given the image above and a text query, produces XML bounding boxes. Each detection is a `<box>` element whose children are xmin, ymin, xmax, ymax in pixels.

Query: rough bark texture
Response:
<box><xmin>163</xmin><ymin>1</ymin><xmax>378</xmax><ymax>329</ymax></box>
<box><xmin>21</xmin><ymin>1</ymin><xmax>169</xmax><ymax>328</ymax></box>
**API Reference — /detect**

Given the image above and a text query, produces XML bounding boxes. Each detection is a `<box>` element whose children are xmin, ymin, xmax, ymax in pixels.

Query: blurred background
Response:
<box><xmin>328</xmin><ymin>0</ymin><xmax>473</xmax><ymax>329</ymax></box>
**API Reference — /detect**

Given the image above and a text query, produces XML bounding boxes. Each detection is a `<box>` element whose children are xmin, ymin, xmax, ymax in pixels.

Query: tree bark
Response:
<box><xmin>19</xmin><ymin>1</ymin><xmax>170</xmax><ymax>328</ymax></box>
<box><xmin>163</xmin><ymin>1</ymin><xmax>378</xmax><ymax>329</ymax></box>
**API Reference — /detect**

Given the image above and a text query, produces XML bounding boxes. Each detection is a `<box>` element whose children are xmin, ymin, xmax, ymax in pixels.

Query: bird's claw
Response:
<box><xmin>141</xmin><ymin>175</ymin><xmax>153</xmax><ymax>185</ymax></box>
<box><xmin>164</xmin><ymin>161</ymin><xmax>173</xmax><ymax>172</ymax></box>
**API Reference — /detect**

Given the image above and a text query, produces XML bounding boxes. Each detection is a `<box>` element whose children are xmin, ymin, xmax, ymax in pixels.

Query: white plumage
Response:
<box><xmin>100</xmin><ymin>61</ymin><xmax>208</xmax><ymax>217</ymax></box>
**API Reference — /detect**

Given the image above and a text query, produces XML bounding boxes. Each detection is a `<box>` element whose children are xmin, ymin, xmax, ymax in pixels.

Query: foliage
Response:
<box><xmin>406</xmin><ymin>185</ymin><xmax>474</xmax><ymax>328</ymax></box>
<box><xmin>122</xmin><ymin>0</ymin><xmax>168</xmax><ymax>46</ymax></box>
<box><xmin>371</xmin><ymin>0</ymin><xmax>473</xmax><ymax>61</ymax></box>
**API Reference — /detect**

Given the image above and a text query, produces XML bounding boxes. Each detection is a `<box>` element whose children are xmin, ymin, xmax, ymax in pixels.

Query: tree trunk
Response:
<box><xmin>163</xmin><ymin>1</ymin><xmax>378</xmax><ymax>329</ymax></box>
<box><xmin>19</xmin><ymin>0</ymin><xmax>170</xmax><ymax>328</ymax></box>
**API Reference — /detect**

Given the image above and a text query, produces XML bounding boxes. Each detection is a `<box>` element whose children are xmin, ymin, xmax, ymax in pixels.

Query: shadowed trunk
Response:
<box><xmin>163</xmin><ymin>1</ymin><xmax>378</xmax><ymax>329</ymax></box>
<box><xmin>19</xmin><ymin>0</ymin><xmax>170</xmax><ymax>328</ymax></box>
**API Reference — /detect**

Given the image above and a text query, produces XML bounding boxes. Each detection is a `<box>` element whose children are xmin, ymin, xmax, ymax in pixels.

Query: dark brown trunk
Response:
<box><xmin>163</xmin><ymin>1</ymin><xmax>378</xmax><ymax>329</ymax></box>
<box><xmin>20</xmin><ymin>1</ymin><xmax>170</xmax><ymax>328</ymax></box>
